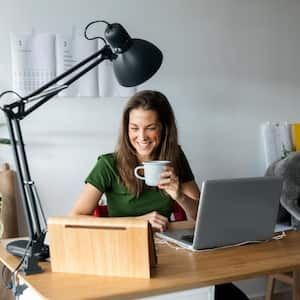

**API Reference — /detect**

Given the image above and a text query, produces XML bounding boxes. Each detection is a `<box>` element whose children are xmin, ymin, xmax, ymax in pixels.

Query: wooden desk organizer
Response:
<box><xmin>47</xmin><ymin>216</ymin><xmax>157</xmax><ymax>278</ymax></box>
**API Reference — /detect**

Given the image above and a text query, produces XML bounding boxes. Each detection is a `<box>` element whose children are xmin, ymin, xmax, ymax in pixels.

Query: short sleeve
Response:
<box><xmin>85</xmin><ymin>154</ymin><xmax>116</xmax><ymax>192</ymax></box>
<box><xmin>179</xmin><ymin>147</ymin><xmax>195</xmax><ymax>183</ymax></box>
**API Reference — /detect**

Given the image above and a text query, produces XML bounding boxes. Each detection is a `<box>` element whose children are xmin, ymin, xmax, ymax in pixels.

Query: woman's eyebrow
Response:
<box><xmin>129</xmin><ymin>123</ymin><xmax>158</xmax><ymax>127</ymax></box>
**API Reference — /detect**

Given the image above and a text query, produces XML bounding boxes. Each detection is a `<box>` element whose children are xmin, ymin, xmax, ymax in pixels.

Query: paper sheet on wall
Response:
<box><xmin>74</xmin><ymin>37</ymin><xmax>98</xmax><ymax>97</ymax></box>
<box><xmin>98</xmin><ymin>41</ymin><xmax>136</xmax><ymax>97</ymax></box>
<box><xmin>261</xmin><ymin>121</ymin><xmax>292</xmax><ymax>169</ymax></box>
<box><xmin>10</xmin><ymin>30</ymin><xmax>137</xmax><ymax>98</ymax></box>
<box><xmin>55</xmin><ymin>32</ymin><xmax>77</xmax><ymax>97</ymax></box>
<box><xmin>10</xmin><ymin>31</ymin><xmax>56</xmax><ymax>96</ymax></box>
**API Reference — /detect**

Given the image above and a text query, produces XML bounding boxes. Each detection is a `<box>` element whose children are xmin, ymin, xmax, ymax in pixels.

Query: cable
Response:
<box><xmin>155</xmin><ymin>231</ymin><xmax>288</xmax><ymax>253</ymax></box>
<box><xmin>12</xmin><ymin>239</ymin><xmax>32</xmax><ymax>273</ymax></box>
<box><xmin>0</xmin><ymin>90</ymin><xmax>23</xmax><ymax>100</ymax></box>
<box><xmin>0</xmin><ymin>90</ymin><xmax>23</xmax><ymax>111</ymax></box>
<box><xmin>0</xmin><ymin>239</ymin><xmax>32</xmax><ymax>294</ymax></box>
<box><xmin>84</xmin><ymin>20</ymin><xmax>109</xmax><ymax>44</ymax></box>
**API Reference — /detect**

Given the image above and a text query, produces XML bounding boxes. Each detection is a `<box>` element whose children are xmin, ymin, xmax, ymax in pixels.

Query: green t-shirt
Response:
<box><xmin>86</xmin><ymin>148</ymin><xmax>194</xmax><ymax>218</ymax></box>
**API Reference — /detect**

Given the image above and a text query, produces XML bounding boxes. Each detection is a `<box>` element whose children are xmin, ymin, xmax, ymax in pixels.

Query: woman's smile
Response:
<box><xmin>128</xmin><ymin>108</ymin><xmax>162</xmax><ymax>161</ymax></box>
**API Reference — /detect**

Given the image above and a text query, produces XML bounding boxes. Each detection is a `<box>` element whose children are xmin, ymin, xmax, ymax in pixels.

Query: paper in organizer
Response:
<box><xmin>261</xmin><ymin>121</ymin><xmax>292</xmax><ymax>169</ymax></box>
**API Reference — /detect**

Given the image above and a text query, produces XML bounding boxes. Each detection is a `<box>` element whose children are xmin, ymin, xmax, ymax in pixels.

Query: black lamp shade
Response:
<box><xmin>104</xmin><ymin>23</ymin><xmax>163</xmax><ymax>87</ymax></box>
<box><xmin>112</xmin><ymin>39</ymin><xmax>163</xmax><ymax>87</ymax></box>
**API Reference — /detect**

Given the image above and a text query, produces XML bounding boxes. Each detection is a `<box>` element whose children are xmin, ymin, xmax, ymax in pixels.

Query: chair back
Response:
<box><xmin>93</xmin><ymin>200</ymin><xmax>187</xmax><ymax>221</ymax></box>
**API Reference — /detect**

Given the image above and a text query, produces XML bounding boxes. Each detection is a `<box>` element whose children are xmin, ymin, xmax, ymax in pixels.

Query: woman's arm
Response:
<box><xmin>70</xmin><ymin>183</ymin><xmax>169</xmax><ymax>232</ymax></box>
<box><xmin>175</xmin><ymin>180</ymin><xmax>200</xmax><ymax>220</ymax></box>
<box><xmin>69</xmin><ymin>183</ymin><xmax>103</xmax><ymax>216</ymax></box>
<box><xmin>159</xmin><ymin>166</ymin><xmax>200</xmax><ymax>220</ymax></box>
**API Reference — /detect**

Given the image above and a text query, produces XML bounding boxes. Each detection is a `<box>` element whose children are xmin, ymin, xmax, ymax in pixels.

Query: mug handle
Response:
<box><xmin>134</xmin><ymin>166</ymin><xmax>145</xmax><ymax>180</ymax></box>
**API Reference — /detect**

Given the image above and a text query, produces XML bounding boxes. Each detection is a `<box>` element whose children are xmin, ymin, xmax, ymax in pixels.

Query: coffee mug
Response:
<box><xmin>134</xmin><ymin>160</ymin><xmax>171</xmax><ymax>186</ymax></box>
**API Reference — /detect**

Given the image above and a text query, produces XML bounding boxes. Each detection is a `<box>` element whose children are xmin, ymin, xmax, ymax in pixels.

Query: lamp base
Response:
<box><xmin>6</xmin><ymin>239</ymin><xmax>49</xmax><ymax>260</ymax></box>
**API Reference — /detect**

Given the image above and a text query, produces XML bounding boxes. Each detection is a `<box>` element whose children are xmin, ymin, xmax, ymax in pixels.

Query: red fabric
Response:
<box><xmin>93</xmin><ymin>205</ymin><xmax>108</xmax><ymax>217</ymax></box>
<box><xmin>172</xmin><ymin>201</ymin><xmax>187</xmax><ymax>221</ymax></box>
<box><xmin>93</xmin><ymin>201</ymin><xmax>186</xmax><ymax>221</ymax></box>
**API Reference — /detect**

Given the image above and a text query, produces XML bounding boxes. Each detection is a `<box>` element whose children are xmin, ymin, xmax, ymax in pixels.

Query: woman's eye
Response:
<box><xmin>130</xmin><ymin>128</ymin><xmax>138</xmax><ymax>131</ymax></box>
<box><xmin>147</xmin><ymin>127</ymin><xmax>156</xmax><ymax>131</ymax></box>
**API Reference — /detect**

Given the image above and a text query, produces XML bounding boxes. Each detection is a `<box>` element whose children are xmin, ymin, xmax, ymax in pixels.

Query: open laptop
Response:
<box><xmin>156</xmin><ymin>177</ymin><xmax>283</xmax><ymax>251</ymax></box>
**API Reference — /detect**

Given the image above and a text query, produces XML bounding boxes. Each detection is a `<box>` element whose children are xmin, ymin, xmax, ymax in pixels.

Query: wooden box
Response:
<box><xmin>47</xmin><ymin>216</ymin><xmax>156</xmax><ymax>278</ymax></box>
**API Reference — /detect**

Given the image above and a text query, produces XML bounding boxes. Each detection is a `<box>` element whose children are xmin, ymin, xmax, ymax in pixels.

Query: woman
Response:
<box><xmin>70</xmin><ymin>90</ymin><xmax>200</xmax><ymax>230</ymax></box>
<box><xmin>70</xmin><ymin>90</ymin><xmax>249</xmax><ymax>300</ymax></box>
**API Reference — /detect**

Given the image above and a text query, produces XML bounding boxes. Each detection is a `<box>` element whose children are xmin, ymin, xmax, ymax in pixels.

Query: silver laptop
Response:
<box><xmin>156</xmin><ymin>177</ymin><xmax>283</xmax><ymax>251</ymax></box>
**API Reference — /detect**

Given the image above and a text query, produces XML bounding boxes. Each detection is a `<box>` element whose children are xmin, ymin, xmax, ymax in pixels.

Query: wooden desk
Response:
<box><xmin>1</xmin><ymin>222</ymin><xmax>300</xmax><ymax>300</ymax></box>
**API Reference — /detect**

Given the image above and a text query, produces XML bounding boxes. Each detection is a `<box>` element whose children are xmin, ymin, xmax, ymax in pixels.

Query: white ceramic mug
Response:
<box><xmin>134</xmin><ymin>160</ymin><xmax>171</xmax><ymax>186</ymax></box>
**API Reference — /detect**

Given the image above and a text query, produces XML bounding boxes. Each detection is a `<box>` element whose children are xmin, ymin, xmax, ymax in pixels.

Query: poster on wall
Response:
<box><xmin>55</xmin><ymin>32</ymin><xmax>77</xmax><ymax>97</ymax></box>
<box><xmin>10</xmin><ymin>31</ymin><xmax>56</xmax><ymax>97</ymax></box>
<box><xmin>10</xmin><ymin>29</ymin><xmax>137</xmax><ymax>98</ymax></box>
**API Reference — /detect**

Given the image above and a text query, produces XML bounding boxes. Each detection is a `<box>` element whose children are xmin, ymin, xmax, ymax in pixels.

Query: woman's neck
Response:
<box><xmin>137</xmin><ymin>154</ymin><xmax>152</xmax><ymax>163</ymax></box>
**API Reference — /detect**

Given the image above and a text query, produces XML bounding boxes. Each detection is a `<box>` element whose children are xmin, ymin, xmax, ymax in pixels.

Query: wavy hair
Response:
<box><xmin>116</xmin><ymin>90</ymin><xmax>181</xmax><ymax>196</ymax></box>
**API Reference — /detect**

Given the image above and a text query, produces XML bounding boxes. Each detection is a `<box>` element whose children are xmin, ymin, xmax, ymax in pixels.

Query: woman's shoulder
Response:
<box><xmin>98</xmin><ymin>152</ymin><xmax>116</xmax><ymax>161</ymax></box>
<box><xmin>95</xmin><ymin>152</ymin><xmax>118</xmax><ymax>176</ymax></box>
<box><xmin>97</xmin><ymin>152</ymin><xmax>117</xmax><ymax>167</ymax></box>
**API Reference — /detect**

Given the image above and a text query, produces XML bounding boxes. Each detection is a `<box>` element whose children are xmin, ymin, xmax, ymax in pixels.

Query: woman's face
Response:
<box><xmin>128</xmin><ymin>108</ymin><xmax>162</xmax><ymax>161</ymax></box>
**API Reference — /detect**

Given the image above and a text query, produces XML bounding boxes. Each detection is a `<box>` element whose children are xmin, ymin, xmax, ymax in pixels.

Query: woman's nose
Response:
<box><xmin>138</xmin><ymin>129</ymin><xmax>147</xmax><ymax>140</ymax></box>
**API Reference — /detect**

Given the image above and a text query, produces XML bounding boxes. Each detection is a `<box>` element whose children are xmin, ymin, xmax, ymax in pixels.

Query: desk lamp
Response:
<box><xmin>0</xmin><ymin>20</ymin><xmax>163</xmax><ymax>275</ymax></box>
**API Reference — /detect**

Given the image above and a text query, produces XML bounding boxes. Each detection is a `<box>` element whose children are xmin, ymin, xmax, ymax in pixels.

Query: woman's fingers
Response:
<box><xmin>148</xmin><ymin>211</ymin><xmax>168</xmax><ymax>232</ymax></box>
<box><xmin>158</xmin><ymin>167</ymin><xmax>181</xmax><ymax>200</ymax></box>
<box><xmin>137</xmin><ymin>211</ymin><xmax>168</xmax><ymax>232</ymax></box>
<box><xmin>150</xmin><ymin>220</ymin><xmax>168</xmax><ymax>232</ymax></box>
<box><xmin>159</xmin><ymin>169</ymin><xmax>177</xmax><ymax>184</ymax></box>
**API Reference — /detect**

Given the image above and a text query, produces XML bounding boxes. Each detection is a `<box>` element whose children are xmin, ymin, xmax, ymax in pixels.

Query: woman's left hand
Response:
<box><xmin>158</xmin><ymin>166</ymin><xmax>182</xmax><ymax>201</ymax></box>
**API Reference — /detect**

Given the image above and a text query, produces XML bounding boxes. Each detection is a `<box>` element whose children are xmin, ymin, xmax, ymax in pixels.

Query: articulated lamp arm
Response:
<box><xmin>0</xmin><ymin>20</ymin><xmax>163</xmax><ymax>276</ymax></box>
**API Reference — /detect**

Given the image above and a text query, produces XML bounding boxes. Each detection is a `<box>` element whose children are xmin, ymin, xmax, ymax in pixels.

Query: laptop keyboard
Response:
<box><xmin>181</xmin><ymin>234</ymin><xmax>194</xmax><ymax>243</ymax></box>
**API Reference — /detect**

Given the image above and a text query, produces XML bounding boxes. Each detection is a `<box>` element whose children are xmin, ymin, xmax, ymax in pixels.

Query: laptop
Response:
<box><xmin>156</xmin><ymin>177</ymin><xmax>283</xmax><ymax>251</ymax></box>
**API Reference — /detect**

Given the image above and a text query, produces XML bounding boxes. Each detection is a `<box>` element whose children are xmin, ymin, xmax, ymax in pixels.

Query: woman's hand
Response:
<box><xmin>158</xmin><ymin>166</ymin><xmax>182</xmax><ymax>201</ymax></box>
<box><xmin>136</xmin><ymin>211</ymin><xmax>168</xmax><ymax>232</ymax></box>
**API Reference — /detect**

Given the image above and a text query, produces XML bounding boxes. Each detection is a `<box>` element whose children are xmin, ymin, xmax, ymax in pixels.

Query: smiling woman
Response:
<box><xmin>69</xmin><ymin>90</ymin><xmax>249</xmax><ymax>300</ymax></box>
<box><xmin>70</xmin><ymin>90</ymin><xmax>200</xmax><ymax>230</ymax></box>
<box><xmin>128</xmin><ymin>108</ymin><xmax>162</xmax><ymax>162</ymax></box>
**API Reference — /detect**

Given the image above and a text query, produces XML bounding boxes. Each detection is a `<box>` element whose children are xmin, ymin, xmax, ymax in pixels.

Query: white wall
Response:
<box><xmin>0</xmin><ymin>0</ymin><xmax>299</xmax><ymax>298</ymax></box>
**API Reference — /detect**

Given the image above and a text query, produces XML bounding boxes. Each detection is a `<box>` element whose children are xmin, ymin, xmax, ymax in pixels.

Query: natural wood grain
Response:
<box><xmin>293</xmin><ymin>271</ymin><xmax>300</xmax><ymax>300</ymax></box>
<box><xmin>0</xmin><ymin>222</ymin><xmax>300</xmax><ymax>300</ymax></box>
<box><xmin>0</xmin><ymin>164</ymin><xmax>19</xmax><ymax>300</ymax></box>
<box><xmin>272</xmin><ymin>272</ymin><xmax>294</xmax><ymax>285</ymax></box>
<box><xmin>265</xmin><ymin>272</ymin><xmax>294</xmax><ymax>300</ymax></box>
<box><xmin>48</xmin><ymin>216</ymin><xmax>156</xmax><ymax>278</ymax></box>
<box><xmin>265</xmin><ymin>275</ymin><xmax>275</xmax><ymax>300</ymax></box>
<box><xmin>0</xmin><ymin>163</ymin><xmax>19</xmax><ymax>238</ymax></box>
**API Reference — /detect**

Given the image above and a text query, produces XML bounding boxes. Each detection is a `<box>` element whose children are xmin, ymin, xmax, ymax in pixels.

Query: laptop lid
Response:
<box><xmin>192</xmin><ymin>176</ymin><xmax>282</xmax><ymax>250</ymax></box>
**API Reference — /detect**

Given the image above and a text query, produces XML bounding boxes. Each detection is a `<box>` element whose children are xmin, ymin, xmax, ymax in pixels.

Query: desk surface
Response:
<box><xmin>1</xmin><ymin>222</ymin><xmax>300</xmax><ymax>300</ymax></box>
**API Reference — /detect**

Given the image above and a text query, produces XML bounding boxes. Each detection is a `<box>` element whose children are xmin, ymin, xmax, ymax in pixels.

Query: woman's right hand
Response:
<box><xmin>136</xmin><ymin>211</ymin><xmax>168</xmax><ymax>232</ymax></box>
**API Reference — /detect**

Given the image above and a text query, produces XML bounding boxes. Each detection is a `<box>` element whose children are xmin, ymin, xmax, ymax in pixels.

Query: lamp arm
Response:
<box><xmin>4</xmin><ymin>115</ymin><xmax>37</xmax><ymax>238</ymax></box>
<box><xmin>22</xmin><ymin>51</ymin><xmax>110</xmax><ymax>118</ymax></box>
<box><xmin>23</xmin><ymin>45</ymin><xmax>110</xmax><ymax>101</ymax></box>
<box><xmin>0</xmin><ymin>18</ymin><xmax>162</xmax><ymax>275</ymax></box>
<box><xmin>6</xmin><ymin>44</ymin><xmax>114</xmax><ymax>118</ymax></box>
<box><xmin>1</xmin><ymin>43</ymin><xmax>114</xmax><ymax>275</ymax></box>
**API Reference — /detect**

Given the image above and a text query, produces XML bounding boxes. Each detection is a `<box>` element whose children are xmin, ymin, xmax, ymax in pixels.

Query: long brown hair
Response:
<box><xmin>116</xmin><ymin>90</ymin><xmax>181</xmax><ymax>196</ymax></box>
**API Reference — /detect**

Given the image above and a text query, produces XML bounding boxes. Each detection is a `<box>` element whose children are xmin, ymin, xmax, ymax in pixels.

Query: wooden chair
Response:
<box><xmin>265</xmin><ymin>272</ymin><xmax>294</xmax><ymax>300</ymax></box>
<box><xmin>93</xmin><ymin>200</ymin><xmax>187</xmax><ymax>221</ymax></box>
